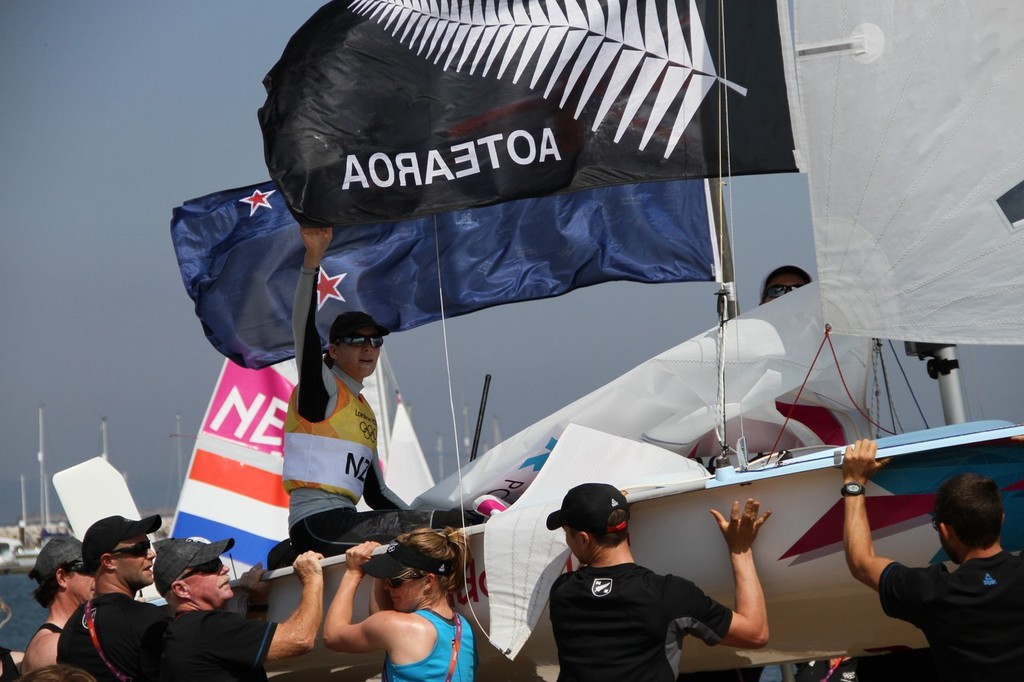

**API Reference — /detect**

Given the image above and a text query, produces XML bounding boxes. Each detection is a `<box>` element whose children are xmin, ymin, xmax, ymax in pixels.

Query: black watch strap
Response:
<box><xmin>841</xmin><ymin>482</ymin><xmax>865</xmax><ymax>497</ymax></box>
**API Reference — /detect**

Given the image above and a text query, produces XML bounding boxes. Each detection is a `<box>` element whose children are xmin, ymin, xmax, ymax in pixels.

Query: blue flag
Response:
<box><xmin>171</xmin><ymin>180</ymin><xmax>716</xmax><ymax>368</ymax></box>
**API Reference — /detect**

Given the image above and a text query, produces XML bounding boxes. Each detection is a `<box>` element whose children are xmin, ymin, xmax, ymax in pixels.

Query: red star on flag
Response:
<box><xmin>238</xmin><ymin>188</ymin><xmax>276</xmax><ymax>217</ymax></box>
<box><xmin>316</xmin><ymin>268</ymin><xmax>346</xmax><ymax>310</ymax></box>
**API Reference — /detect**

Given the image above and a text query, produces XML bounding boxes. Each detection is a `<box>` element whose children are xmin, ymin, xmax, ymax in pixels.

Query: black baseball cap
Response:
<box><xmin>153</xmin><ymin>537</ymin><xmax>234</xmax><ymax>596</ymax></box>
<box><xmin>329</xmin><ymin>311</ymin><xmax>389</xmax><ymax>344</ymax></box>
<box><xmin>82</xmin><ymin>514</ymin><xmax>161</xmax><ymax>572</ymax></box>
<box><xmin>546</xmin><ymin>483</ymin><xmax>630</xmax><ymax>534</ymax></box>
<box><xmin>362</xmin><ymin>539</ymin><xmax>452</xmax><ymax>579</ymax></box>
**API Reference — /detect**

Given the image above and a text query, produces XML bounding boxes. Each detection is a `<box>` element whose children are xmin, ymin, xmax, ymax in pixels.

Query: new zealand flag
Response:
<box><xmin>259</xmin><ymin>0</ymin><xmax>796</xmax><ymax>226</ymax></box>
<box><xmin>171</xmin><ymin>179</ymin><xmax>717</xmax><ymax>368</ymax></box>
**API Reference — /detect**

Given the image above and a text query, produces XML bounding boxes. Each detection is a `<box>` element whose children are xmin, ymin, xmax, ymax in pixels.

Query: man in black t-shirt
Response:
<box><xmin>842</xmin><ymin>438</ymin><xmax>1024</xmax><ymax>680</ymax></box>
<box><xmin>546</xmin><ymin>483</ymin><xmax>771</xmax><ymax>682</ymax></box>
<box><xmin>57</xmin><ymin>514</ymin><xmax>169</xmax><ymax>682</ymax></box>
<box><xmin>154</xmin><ymin>536</ymin><xmax>324</xmax><ymax>682</ymax></box>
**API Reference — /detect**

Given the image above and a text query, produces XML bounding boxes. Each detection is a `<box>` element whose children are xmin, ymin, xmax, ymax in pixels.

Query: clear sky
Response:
<box><xmin>2</xmin><ymin>2</ymin><xmax>1022</xmax><ymax>527</ymax></box>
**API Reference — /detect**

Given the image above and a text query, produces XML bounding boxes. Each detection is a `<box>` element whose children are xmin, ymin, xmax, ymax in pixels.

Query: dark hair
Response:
<box><xmin>761</xmin><ymin>265</ymin><xmax>812</xmax><ymax>299</ymax></box>
<box><xmin>934</xmin><ymin>473</ymin><xmax>1003</xmax><ymax>548</ymax></box>
<box><xmin>20</xmin><ymin>664</ymin><xmax>97</xmax><ymax>682</ymax></box>
<box><xmin>580</xmin><ymin>509</ymin><xmax>629</xmax><ymax>548</ymax></box>
<box><xmin>31</xmin><ymin>561</ymin><xmax>86</xmax><ymax>608</ymax></box>
<box><xmin>32</xmin><ymin>574</ymin><xmax>60</xmax><ymax>608</ymax></box>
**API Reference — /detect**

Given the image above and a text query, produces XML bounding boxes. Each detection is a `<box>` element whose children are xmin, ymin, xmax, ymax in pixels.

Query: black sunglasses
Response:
<box><xmin>109</xmin><ymin>540</ymin><xmax>151</xmax><ymax>558</ymax></box>
<box><xmin>385</xmin><ymin>571</ymin><xmax>424</xmax><ymax>588</ymax></box>
<box><xmin>337</xmin><ymin>335</ymin><xmax>384</xmax><ymax>348</ymax></box>
<box><xmin>179</xmin><ymin>558</ymin><xmax>223</xmax><ymax>581</ymax></box>
<box><xmin>63</xmin><ymin>560</ymin><xmax>86</xmax><ymax>574</ymax></box>
<box><xmin>763</xmin><ymin>283</ymin><xmax>804</xmax><ymax>300</ymax></box>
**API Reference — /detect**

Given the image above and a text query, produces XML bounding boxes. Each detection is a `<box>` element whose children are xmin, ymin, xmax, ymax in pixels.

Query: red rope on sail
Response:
<box><xmin>825</xmin><ymin>329</ymin><xmax>896</xmax><ymax>436</ymax></box>
<box><xmin>770</xmin><ymin>325</ymin><xmax>894</xmax><ymax>454</ymax></box>
<box><xmin>769</xmin><ymin>329</ymin><xmax>830</xmax><ymax>454</ymax></box>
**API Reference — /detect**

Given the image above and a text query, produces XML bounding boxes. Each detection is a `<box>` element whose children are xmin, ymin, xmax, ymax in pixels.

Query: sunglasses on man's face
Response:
<box><xmin>64</xmin><ymin>560</ymin><xmax>86</xmax><ymax>574</ymax></box>
<box><xmin>337</xmin><ymin>335</ymin><xmax>384</xmax><ymax>348</ymax></box>
<box><xmin>109</xmin><ymin>540</ymin><xmax>152</xmax><ymax>558</ymax></box>
<box><xmin>179</xmin><ymin>558</ymin><xmax>224</xmax><ymax>581</ymax></box>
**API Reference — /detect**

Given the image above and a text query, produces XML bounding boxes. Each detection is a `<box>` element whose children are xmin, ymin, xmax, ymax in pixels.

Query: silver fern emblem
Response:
<box><xmin>348</xmin><ymin>0</ymin><xmax>746</xmax><ymax>159</ymax></box>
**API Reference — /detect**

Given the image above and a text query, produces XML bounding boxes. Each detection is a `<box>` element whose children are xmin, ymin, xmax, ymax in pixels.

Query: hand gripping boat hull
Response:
<box><xmin>245</xmin><ymin>420</ymin><xmax>1024</xmax><ymax>679</ymax></box>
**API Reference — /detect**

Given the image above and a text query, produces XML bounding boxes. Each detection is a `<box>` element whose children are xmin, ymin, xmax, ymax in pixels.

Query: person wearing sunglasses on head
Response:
<box><xmin>155</xmin><ymin>538</ymin><xmax>324</xmax><ymax>682</ymax></box>
<box><xmin>57</xmin><ymin>515</ymin><xmax>168</xmax><ymax>682</ymax></box>
<box><xmin>283</xmin><ymin>226</ymin><xmax>465</xmax><ymax>561</ymax></box>
<box><xmin>323</xmin><ymin>528</ymin><xmax>478</xmax><ymax>681</ymax></box>
<box><xmin>22</xmin><ymin>538</ymin><xmax>95</xmax><ymax>675</ymax></box>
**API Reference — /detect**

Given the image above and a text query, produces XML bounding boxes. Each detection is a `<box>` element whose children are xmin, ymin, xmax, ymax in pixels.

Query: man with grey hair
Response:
<box><xmin>22</xmin><ymin>537</ymin><xmax>94</xmax><ymax>674</ymax></box>
<box><xmin>155</xmin><ymin>537</ymin><xmax>324</xmax><ymax>681</ymax></box>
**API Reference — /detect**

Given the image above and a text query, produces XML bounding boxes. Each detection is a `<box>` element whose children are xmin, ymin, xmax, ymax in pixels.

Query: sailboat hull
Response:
<box><xmin>252</xmin><ymin>421</ymin><xmax>1024</xmax><ymax>677</ymax></box>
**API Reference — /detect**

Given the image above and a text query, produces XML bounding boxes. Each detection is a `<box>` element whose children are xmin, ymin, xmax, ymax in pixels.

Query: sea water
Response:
<box><xmin>0</xmin><ymin>572</ymin><xmax>46</xmax><ymax>651</ymax></box>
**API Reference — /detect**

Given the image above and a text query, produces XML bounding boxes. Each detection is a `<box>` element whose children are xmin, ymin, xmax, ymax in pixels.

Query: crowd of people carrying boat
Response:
<box><xmin>10</xmin><ymin>434</ymin><xmax>1024</xmax><ymax>682</ymax></box>
<box><xmin>5</xmin><ymin>235</ymin><xmax>1023</xmax><ymax>682</ymax></box>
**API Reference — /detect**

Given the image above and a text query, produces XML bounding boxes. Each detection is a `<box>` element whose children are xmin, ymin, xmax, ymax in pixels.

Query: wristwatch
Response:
<box><xmin>841</xmin><ymin>482</ymin><xmax>865</xmax><ymax>497</ymax></box>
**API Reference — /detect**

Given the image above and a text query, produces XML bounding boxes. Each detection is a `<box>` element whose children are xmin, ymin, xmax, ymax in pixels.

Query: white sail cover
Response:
<box><xmin>795</xmin><ymin>1</ymin><xmax>1024</xmax><ymax>343</ymax></box>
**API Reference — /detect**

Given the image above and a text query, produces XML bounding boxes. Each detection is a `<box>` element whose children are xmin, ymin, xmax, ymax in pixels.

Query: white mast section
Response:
<box><xmin>20</xmin><ymin>475</ymin><xmax>27</xmax><ymax>540</ymax></box>
<box><xmin>100</xmin><ymin>417</ymin><xmax>109</xmax><ymax>461</ymax></box>
<box><xmin>38</xmin><ymin>405</ymin><xmax>50</xmax><ymax>532</ymax></box>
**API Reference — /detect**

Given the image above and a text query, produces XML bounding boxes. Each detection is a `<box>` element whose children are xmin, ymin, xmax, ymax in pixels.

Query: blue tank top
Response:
<box><xmin>383</xmin><ymin>610</ymin><xmax>477</xmax><ymax>682</ymax></box>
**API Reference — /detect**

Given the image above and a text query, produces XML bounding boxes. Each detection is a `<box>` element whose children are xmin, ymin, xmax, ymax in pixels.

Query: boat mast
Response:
<box><xmin>711</xmin><ymin>179</ymin><xmax>741</xmax><ymax>468</ymax></box>
<box><xmin>904</xmin><ymin>342</ymin><xmax>968</xmax><ymax>424</ymax></box>
<box><xmin>38</xmin><ymin>404</ymin><xmax>50</xmax><ymax>533</ymax></box>
<box><xmin>100</xmin><ymin>416</ymin><xmax>109</xmax><ymax>460</ymax></box>
<box><xmin>175</xmin><ymin>413</ymin><xmax>184</xmax><ymax>488</ymax></box>
<box><xmin>19</xmin><ymin>475</ymin><xmax>27</xmax><ymax>546</ymax></box>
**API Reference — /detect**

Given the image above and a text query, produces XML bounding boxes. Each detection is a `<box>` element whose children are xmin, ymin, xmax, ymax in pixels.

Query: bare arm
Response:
<box><xmin>21</xmin><ymin>631</ymin><xmax>57</xmax><ymax>674</ymax></box>
<box><xmin>710</xmin><ymin>499</ymin><xmax>771</xmax><ymax>648</ymax></box>
<box><xmin>841</xmin><ymin>439</ymin><xmax>893</xmax><ymax>591</ymax></box>
<box><xmin>323</xmin><ymin>542</ymin><xmax>394</xmax><ymax>653</ymax></box>
<box><xmin>266</xmin><ymin>551</ymin><xmax>324</xmax><ymax>661</ymax></box>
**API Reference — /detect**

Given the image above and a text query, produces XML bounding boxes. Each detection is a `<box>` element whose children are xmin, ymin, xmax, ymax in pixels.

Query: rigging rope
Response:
<box><xmin>430</xmin><ymin>214</ymin><xmax>488</xmax><ymax>635</ymax></box>
<box><xmin>770</xmin><ymin>326</ymin><xmax>896</xmax><ymax>456</ymax></box>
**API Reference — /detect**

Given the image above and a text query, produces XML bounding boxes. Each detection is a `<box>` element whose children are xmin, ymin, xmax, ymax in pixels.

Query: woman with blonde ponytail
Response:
<box><xmin>324</xmin><ymin>528</ymin><xmax>477</xmax><ymax>681</ymax></box>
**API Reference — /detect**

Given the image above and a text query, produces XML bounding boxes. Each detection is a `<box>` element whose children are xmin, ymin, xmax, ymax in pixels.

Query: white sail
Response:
<box><xmin>795</xmin><ymin>1</ymin><xmax>1024</xmax><ymax>343</ymax></box>
<box><xmin>415</xmin><ymin>285</ymin><xmax>871</xmax><ymax>510</ymax></box>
